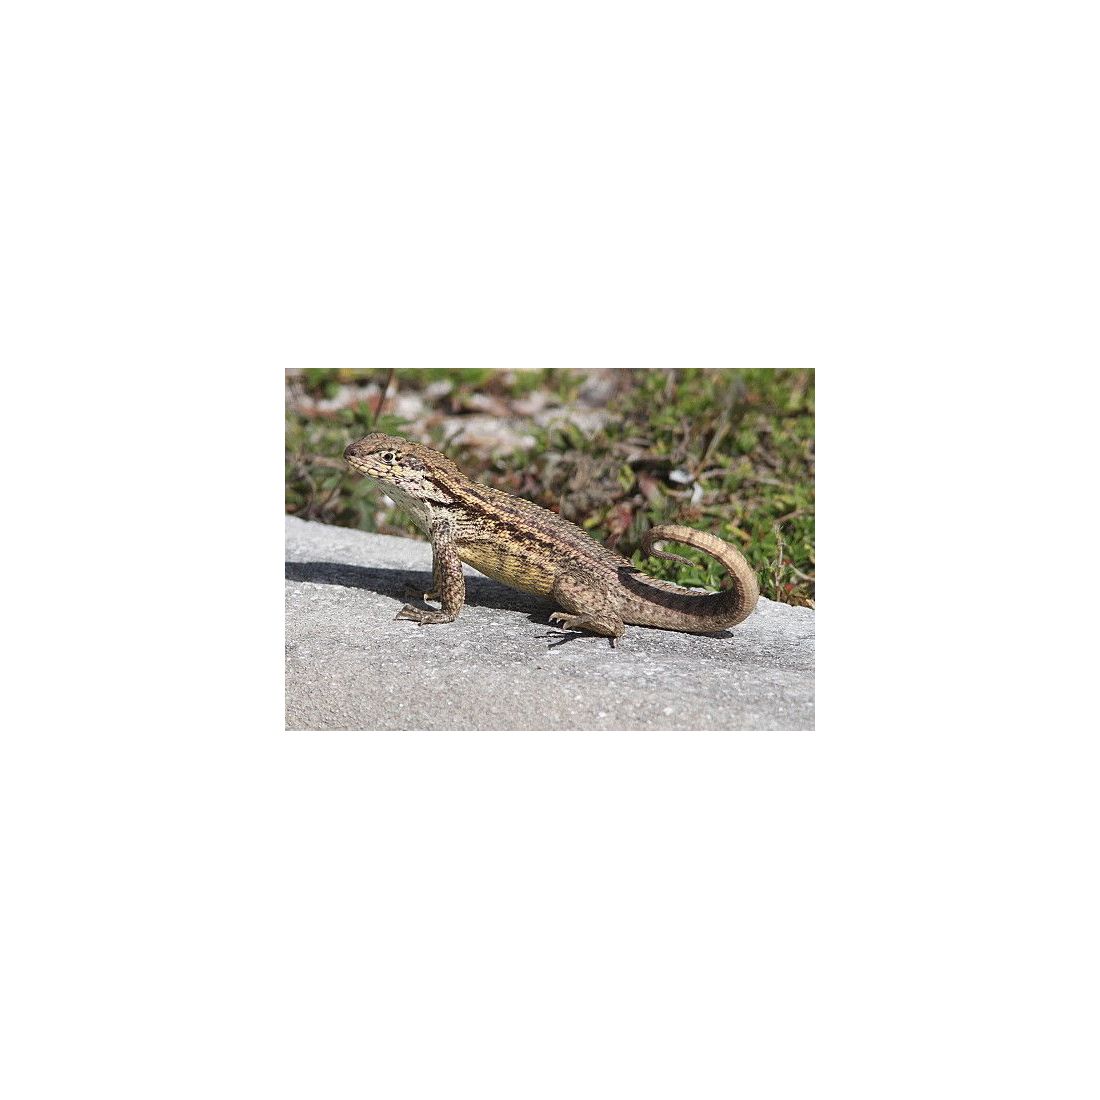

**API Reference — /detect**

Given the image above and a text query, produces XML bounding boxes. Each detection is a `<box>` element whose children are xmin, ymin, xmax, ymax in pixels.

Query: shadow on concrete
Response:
<box><xmin>285</xmin><ymin>560</ymin><xmax>552</xmax><ymax>615</ymax></box>
<box><xmin>285</xmin><ymin>560</ymin><xmax>733</xmax><ymax>646</ymax></box>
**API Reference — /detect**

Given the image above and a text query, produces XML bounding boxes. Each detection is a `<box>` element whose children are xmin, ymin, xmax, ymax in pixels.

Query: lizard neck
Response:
<box><xmin>368</xmin><ymin>477</ymin><xmax>439</xmax><ymax>535</ymax></box>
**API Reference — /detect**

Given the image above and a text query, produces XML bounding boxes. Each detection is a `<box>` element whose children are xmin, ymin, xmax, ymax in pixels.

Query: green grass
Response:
<box><xmin>285</xmin><ymin>368</ymin><xmax>814</xmax><ymax>606</ymax></box>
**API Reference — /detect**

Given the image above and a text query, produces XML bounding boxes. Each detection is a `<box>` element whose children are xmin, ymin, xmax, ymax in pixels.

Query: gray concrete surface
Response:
<box><xmin>285</xmin><ymin>516</ymin><xmax>815</xmax><ymax>730</ymax></box>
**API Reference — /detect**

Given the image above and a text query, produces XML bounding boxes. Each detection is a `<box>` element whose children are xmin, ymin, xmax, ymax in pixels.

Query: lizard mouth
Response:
<box><xmin>343</xmin><ymin>447</ymin><xmax>372</xmax><ymax>475</ymax></box>
<box><xmin>345</xmin><ymin>455</ymin><xmax>389</xmax><ymax>486</ymax></box>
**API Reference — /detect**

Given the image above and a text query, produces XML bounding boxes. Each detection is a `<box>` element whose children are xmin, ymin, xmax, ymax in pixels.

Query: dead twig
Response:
<box><xmin>771</xmin><ymin>523</ymin><xmax>786</xmax><ymax>595</ymax></box>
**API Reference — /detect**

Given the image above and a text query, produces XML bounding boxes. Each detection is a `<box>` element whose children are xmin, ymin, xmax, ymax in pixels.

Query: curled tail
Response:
<box><xmin>626</xmin><ymin>523</ymin><xmax>759</xmax><ymax>630</ymax></box>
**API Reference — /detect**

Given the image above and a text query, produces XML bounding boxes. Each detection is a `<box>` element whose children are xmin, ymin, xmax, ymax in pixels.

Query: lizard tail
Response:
<box><xmin>636</xmin><ymin>524</ymin><xmax>760</xmax><ymax>628</ymax></box>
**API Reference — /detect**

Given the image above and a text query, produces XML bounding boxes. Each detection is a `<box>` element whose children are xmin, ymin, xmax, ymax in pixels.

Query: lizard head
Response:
<box><xmin>343</xmin><ymin>433</ymin><xmax>456</xmax><ymax>506</ymax></box>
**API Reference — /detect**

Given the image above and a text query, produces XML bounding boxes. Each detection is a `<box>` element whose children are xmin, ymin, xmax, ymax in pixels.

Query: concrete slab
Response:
<box><xmin>285</xmin><ymin>516</ymin><xmax>814</xmax><ymax>730</ymax></box>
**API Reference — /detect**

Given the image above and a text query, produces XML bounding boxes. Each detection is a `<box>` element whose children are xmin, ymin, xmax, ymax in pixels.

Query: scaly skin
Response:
<box><xmin>343</xmin><ymin>433</ymin><xmax>759</xmax><ymax>644</ymax></box>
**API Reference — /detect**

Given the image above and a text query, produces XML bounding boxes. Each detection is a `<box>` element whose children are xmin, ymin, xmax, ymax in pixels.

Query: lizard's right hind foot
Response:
<box><xmin>548</xmin><ymin>611</ymin><xmax>624</xmax><ymax>645</ymax></box>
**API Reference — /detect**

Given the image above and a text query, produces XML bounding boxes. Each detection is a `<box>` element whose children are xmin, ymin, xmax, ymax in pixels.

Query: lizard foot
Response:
<box><xmin>396</xmin><ymin>605</ymin><xmax>457</xmax><ymax>625</ymax></box>
<box><xmin>548</xmin><ymin>612</ymin><xmax>623</xmax><ymax>647</ymax></box>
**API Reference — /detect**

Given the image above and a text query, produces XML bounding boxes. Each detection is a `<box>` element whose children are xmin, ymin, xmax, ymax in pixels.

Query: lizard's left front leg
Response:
<box><xmin>396</xmin><ymin>518</ymin><xmax>465</xmax><ymax>626</ymax></box>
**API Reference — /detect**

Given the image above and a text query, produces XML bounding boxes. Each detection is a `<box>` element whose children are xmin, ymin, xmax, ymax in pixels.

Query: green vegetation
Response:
<box><xmin>285</xmin><ymin>368</ymin><xmax>814</xmax><ymax>606</ymax></box>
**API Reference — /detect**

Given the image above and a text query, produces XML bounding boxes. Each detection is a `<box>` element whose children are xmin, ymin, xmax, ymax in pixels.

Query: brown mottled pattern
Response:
<box><xmin>344</xmin><ymin>433</ymin><xmax>759</xmax><ymax>644</ymax></box>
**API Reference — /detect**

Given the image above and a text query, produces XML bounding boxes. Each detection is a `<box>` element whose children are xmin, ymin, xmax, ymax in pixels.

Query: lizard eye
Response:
<box><xmin>380</xmin><ymin>451</ymin><xmax>397</xmax><ymax>463</ymax></box>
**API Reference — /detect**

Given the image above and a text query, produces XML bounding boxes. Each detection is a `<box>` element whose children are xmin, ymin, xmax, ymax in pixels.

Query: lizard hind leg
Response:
<box><xmin>550</xmin><ymin>574</ymin><xmax>625</xmax><ymax>644</ymax></box>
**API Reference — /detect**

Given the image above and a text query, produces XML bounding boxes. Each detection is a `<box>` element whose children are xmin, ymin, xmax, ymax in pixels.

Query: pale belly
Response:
<box><xmin>458</xmin><ymin>543</ymin><xmax>556</xmax><ymax>598</ymax></box>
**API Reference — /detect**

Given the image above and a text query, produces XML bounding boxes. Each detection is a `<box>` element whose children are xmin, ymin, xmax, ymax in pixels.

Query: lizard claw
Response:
<box><xmin>548</xmin><ymin>612</ymin><xmax>580</xmax><ymax>629</ymax></box>
<box><xmin>549</xmin><ymin>611</ymin><xmax>622</xmax><ymax>646</ymax></box>
<box><xmin>395</xmin><ymin>605</ymin><xmax>458</xmax><ymax>626</ymax></box>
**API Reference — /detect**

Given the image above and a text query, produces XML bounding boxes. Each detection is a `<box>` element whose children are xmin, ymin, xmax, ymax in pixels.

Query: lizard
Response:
<box><xmin>343</xmin><ymin>432</ymin><xmax>759</xmax><ymax>645</ymax></box>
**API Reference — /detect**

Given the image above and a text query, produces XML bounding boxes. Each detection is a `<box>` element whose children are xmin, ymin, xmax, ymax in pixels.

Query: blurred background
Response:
<box><xmin>286</xmin><ymin>368</ymin><xmax>814</xmax><ymax>607</ymax></box>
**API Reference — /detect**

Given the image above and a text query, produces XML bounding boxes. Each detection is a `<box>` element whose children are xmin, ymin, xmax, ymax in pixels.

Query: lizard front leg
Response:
<box><xmin>396</xmin><ymin>517</ymin><xmax>465</xmax><ymax>626</ymax></box>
